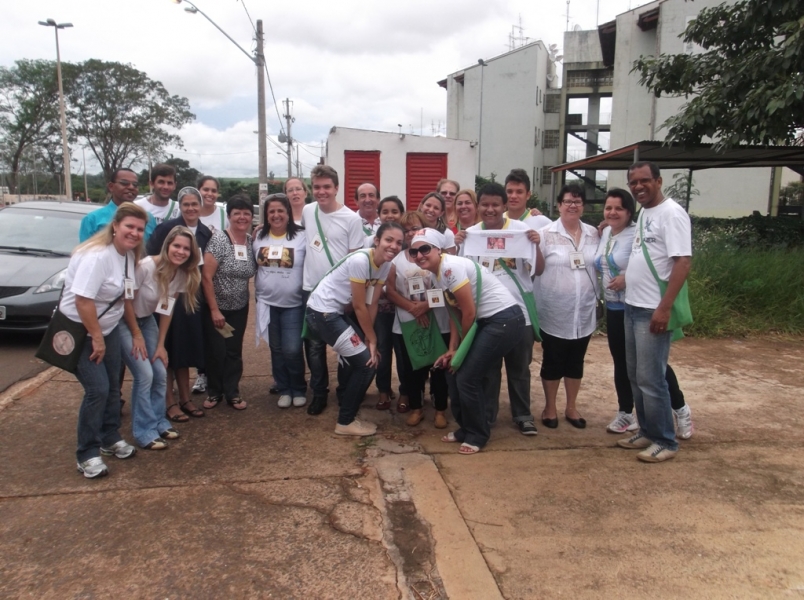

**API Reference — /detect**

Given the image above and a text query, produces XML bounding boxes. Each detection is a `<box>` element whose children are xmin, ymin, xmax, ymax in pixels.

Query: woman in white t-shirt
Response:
<box><xmin>410</xmin><ymin>228</ymin><xmax>525</xmax><ymax>455</ymax></box>
<box><xmin>119</xmin><ymin>226</ymin><xmax>201</xmax><ymax>450</ymax></box>
<box><xmin>305</xmin><ymin>223</ymin><xmax>404</xmax><ymax>437</ymax></box>
<box><xmin>197</xmin><ymin>176</ymin><xmax>229</xmax><ymax>233</ymax></box>
<box><xmin>59</xmin><ymin>202</ymin><xmax>148</xmax><ymax>478</ymax></box>
<box><xmin>416</xmin><ymin>192</ymin><xmax>457</xmax><ymax>253</ymax></box>
<box><xmin>253</xmin><ymin>193</ymin><xmax>307</xmax><ymax>409</ymax></box>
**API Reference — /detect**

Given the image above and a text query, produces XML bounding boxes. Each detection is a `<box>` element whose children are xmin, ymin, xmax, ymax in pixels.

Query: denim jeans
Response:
<box><xmin>203</xmin><ymin>303</ymin><xmax>249</xmax><ymax>401</ymax></box>
<box><xmin>269</xmin><ymin>304</ymin><xmax>307</xmax><ymax>397</ymax></box>
<box><xmin>484</xmin><ymin>325</ymin><xmax>534</xmax><ymax>425</ymax></box>
<box><xmin>74</xmin><ymin>325</ymin><xmax>123</xmax><ymax>462</ymax></box>
<box><xmin>306</xmin><ymin>308</ymin><xmax>375</xmax><ymax>426</ymax></box>
<box><xmin>624</xmin><ymin>304</ymin><xmax>678</xmax><ymax>451</ymax></box>
<box><xmin>446</xmin><ymin>305</ymin><xmax>525</xmax><ymax>448</ymax></box>
<box><xmin>302</xmin><ymin>290</ymin><xmax>329</xmax><ymax>396</ymax></box>
<box><xmin>119</xmin><ymin>315</ymin><xmax>171</xmax><ymax>447</ymax></box>
<box><xmin>373</xmin><ymin>311</ymin><xmax>395</xmax><ymax>394</ymax></box>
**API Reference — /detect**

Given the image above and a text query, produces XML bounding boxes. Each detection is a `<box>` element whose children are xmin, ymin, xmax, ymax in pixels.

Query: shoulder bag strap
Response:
<box><xmin>308</xmin><ymin>250</ymin><xmax>370</xmax><ymax>296</ymax></box>
<box><xmin>445</xmin><ymin>261</ymin><xmax>482</xmax><ymax>338</ymax></box>
<box><xmin>314</xmin><ymin>205</ymin><xmax>335</xmax><ymax>266</ymax></box>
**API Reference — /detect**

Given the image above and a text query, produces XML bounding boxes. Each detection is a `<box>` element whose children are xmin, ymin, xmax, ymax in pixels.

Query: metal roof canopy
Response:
<box><xmin>551</xmin><ymin>140</ymin><xmax>804</xmax><ymax>175</ymax></box>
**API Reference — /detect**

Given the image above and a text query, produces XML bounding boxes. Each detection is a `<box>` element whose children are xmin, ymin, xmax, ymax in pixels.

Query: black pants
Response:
<box><xmin>392</xmin><ymin>332</ymin><xmax>449</xmax><ymax>411</ymax></box>
<box><xmin>607</xmin><ymin>308</ymin><xmax>685</xmax><ymax>412</ymax></box>
<box><xmin>203</xmin><ymin>303</ymin><xmax>249</xmax><ymax>401</ymax></box>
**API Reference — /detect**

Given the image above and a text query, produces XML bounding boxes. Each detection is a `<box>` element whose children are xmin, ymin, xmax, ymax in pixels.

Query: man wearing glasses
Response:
<box><xmin>79</xmin><ymin>168</ymin><xmax>156</xmax><ymax>242</ymax></box>
<box><xmin>617</xmin><ymin>161</ymin><xmax>692</xmax><ymax>463</ymax></box>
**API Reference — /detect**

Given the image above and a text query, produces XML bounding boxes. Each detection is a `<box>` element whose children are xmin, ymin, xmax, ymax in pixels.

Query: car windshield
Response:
<box><xmin>0</xmin><ymin>206</ymin><xmax>84</xmax><ymax>255</ymax></box>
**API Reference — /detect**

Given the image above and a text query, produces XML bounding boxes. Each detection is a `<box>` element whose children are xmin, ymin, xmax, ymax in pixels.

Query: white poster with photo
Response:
<box><xmin>462</xmin><ymin>229</ymin><xmax>534</xmax><ymax>259</ymax></box>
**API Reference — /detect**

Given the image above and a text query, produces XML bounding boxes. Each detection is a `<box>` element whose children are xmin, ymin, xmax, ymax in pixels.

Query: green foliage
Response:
<box><xmin>475</xmin><ymin>173</ymin><xmax>497</xmax><ymax>191</ymax></box>
<box><xmin>663</xmin><ymin>172</ymin><xmax>699</xmax><ymax>210</ymax></box>
<box><xmin>632</xmin><ymin>0</ymin><xmax>804</xmax><ymax>149</ymax></box>
<box><xmin>692</xmin><ymin>214</ymin><xmax>804</xmax><ymax>249</ymax></box>
<box><xmin>136</xmin><ymin>157</ymin><xmax>201</xmax><ymax>192</ymax></box>
<box><xmin>779</xmin><ymin>181</ymin><xmax>804</xmax><ymax>206</ymax></box>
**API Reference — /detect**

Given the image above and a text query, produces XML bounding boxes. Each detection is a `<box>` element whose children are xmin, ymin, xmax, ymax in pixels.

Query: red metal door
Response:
<box><xmin>405</xmin><ymin>153</ymin><xmax>448</xmax><ymax>212</ymax></box>
<box><xmin>343</xmin><ymin>151</ymin><xmax>381</xmax><ymax>210</ymax></box>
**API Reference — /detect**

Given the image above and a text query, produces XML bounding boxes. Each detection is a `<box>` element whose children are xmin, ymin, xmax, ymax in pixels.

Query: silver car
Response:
<box><xmin>0</xmin><ymin>200</ymin><xmax>97</xmax><ymax>332</ymax></box>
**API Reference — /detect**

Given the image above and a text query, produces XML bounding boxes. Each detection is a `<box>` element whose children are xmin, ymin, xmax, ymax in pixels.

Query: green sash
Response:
<box><xmin>448</xmin><ymin>262</ymin><xmax>482</xmax><ymax>370</ymax></box>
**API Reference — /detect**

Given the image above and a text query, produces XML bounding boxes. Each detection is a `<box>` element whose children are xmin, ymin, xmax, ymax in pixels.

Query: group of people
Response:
<box><xmin>63</xmin><ymin>159</ymin><xmax>692</xmax><ymax>478</ymax></box>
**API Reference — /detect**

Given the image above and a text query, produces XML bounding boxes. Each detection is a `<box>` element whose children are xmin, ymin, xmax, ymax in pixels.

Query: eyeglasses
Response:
<box><xmin>115</xmin><ymin>180</ymin><xmax>138</xmax><ymax>188</ymax></box>
<box><xmin>404</xmin><ymin>226</ymin><xmax>422</xmax><ymax>235</ymax></box>
<box><xmin>440</xmin><ymin>191</ymin><xmax>457</xmax><ymax>197</ymax></box>
<box><xmin>627</xmin><ymin>178</ymin><xmax>655</xmax><ymax>188</ymax></box>
<box><xmin>408</xmin><ymin>244</ymin><xmax>434</xmax><ymax>257</ymax></box>
<box><xmin>561</xmin><ymin>200</ymin><xmax>583</xmax><ymax>206</ymax></box>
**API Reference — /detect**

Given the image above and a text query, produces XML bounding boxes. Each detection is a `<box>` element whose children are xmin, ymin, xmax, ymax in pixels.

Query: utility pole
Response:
<box><xmin>82</xmin><ymin>147</ymin><xmax>89</xmax><ymax>202</ymax></box>
<box><xmin>282</xmin><ymin>98</ymin><xmax>294</xmax><ymax>179</ymax></box>
<box><xmin>256</xmin><ymin>20</ymin><xmax>268</xmax><ymax>199</ymax></box>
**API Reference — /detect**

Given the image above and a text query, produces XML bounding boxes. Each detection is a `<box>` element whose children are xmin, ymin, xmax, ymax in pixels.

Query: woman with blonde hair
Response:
<box><xmin>121</xmin><ymin>225</ymin><xmax>201</xmax><ymax>449</ymax></box>
<box><xmin>454</xmin><ymin>189</ymin><xmax>480</xmax><ymax>231</ymax></box>
<box><xmin>437</xmin><ymin>178</ymin><xmax>461</xmax><ymax>233</ymax></box>
<box><xmin>60</xmin><ymin>202</ymin><xmax>147</xmax><ymax>478</ymax></box>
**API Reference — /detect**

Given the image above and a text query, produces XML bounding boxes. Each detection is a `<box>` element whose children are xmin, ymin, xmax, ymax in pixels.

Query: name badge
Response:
<box><xmin>234</xmin><ymin>245</ymin><xmax>248</xmax><ymax>261</ymax></box>
<box><xmin>310</xmin><ymin>233</ymin><xmax>324</xmax><ymax>253</ymax></box>
<box><xmin>426</xmin><ymin>288</ymin><xmax>444</xmax><ymax>308</ymax></box>
<box><xmin>569</xmin><ymin>251</ymin><xmax>585</xmax><ymax>269</ymax></box>
<box><xmin>365</xmin><ymin>284</ymin><xmax>375</xmax><ymax>305</ymax></box>
<box><xmin>124</xmin><ymin>278</ymin><xmax>135</xmax><ymax>300</ymax></box>
<box><xmin>480</xmin><ymin>257</ymin><xmax>494</xmax><ymax>271</ymax></box>
<box><xmin>198</xmin><ymin>249</ymin><xmax>204</xmax><ymax>266</ymax></box>
<box><xmin>155</xmin><ymin>296</ymin><xmax>175</xmax><ymax>316</ymax></box>
<box><xmin>267</xmin><ymin>245</ymin><xmax>283</xmax><ymax>260</ymax></box>
<box><xmin>407</xmin><ymin>276</ymin><xmax>424</xmax><ymax>296</ymax></box>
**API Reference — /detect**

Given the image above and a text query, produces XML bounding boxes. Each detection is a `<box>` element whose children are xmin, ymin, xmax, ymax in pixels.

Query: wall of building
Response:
<box><xmin>325</xmin><ymin>127</ymin><xmax>476</xmax><ymax>207</ymax></box>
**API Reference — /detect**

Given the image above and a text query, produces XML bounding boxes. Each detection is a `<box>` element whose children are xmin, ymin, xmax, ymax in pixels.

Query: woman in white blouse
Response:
<box><xmin>534</xmin><ymin>184</ymin><xmax>600</xmax><ymax>430</ymax></box>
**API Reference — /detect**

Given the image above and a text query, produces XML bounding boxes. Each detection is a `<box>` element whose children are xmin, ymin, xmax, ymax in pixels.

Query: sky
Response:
<box><xmin>2</xmin><ymin>0</ymin><xmax>649</xmax><ymax>179</ymax></box>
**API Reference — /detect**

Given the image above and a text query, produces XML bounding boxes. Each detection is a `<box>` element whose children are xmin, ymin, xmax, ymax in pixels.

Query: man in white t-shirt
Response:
<box><xmin>134</xmin><ymin>163</ymin><xmax>180</xmax><ymax>225</ymax></box>
<box><xmin>504</xmin><ymin>168</ymin><xmax>551</xmax><ymax>228</ymax></box>
<box><xmin>301</xmin><ymin>165</ymin><xmax>365</xmax><ymax>415</ymax></box>
<box><xmin>617</xmin><ymin>161</ymin><xmax>692</xmax><ymax>464</ymax></box>
<box><xmin>355</xmin><ymin>182</ymin><xmax>382</xmax><ymax>235</ymax></box>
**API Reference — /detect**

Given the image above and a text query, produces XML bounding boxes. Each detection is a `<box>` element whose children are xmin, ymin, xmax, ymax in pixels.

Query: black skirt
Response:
<box><xmin>165</xmin><ymin>296</ymin><xmax>205</xmax><ymax>369</ymax></box>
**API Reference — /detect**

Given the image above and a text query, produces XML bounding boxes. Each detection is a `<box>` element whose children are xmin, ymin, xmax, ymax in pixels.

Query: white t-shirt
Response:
<box><xmin>435</xmin><ymin>254</ymin><xmax>517</xmax><ymax>321</ymax></box>
<box><xmin>199</xmin><ymin>205</ymin><xmax>229</xmax><ymax>233</ymax></box>
<box><xmin>253</xmin><ymin>230</ymin><xmax>307</xmax><ymax>307</ymax></box>
<box><xmin>59</xmin><ymin>245</ymin><xmax>133</xmax><ymax>336</ymax></box>
<box><xmin>626</xmin><ymin>198</ymin><xmax>692</xmax><ymax>309</ymax></box>
<box><xmin>134</xmin><ymin>197</ymin><xmax>180</xmax><ymax>225</ymax></box>
<box><xmin>133</xmin><ymin>256</ymin><xmax>188</xmax><ymax>318</ymax></box>
<box><xmin>534</xmin><ymin>219</ymin><xmax>600</xmax><ymax>339</ymax></box>
<box><xmin>301</xmin><ymin>203</ymin><xmax>365</xmax><ymax>291</ymax></box>
<box><xmin>524</xmin><ymin>214</ymin><xmax>552</xmax><ymax>231</ymax></box>
<box><xmin>307</xmin><ymin>250</ymin><xmax>391</xmax><ymax>314</ymax></box>
<box><xmin>594</xmin><ymin>224</ymin><xmax>636</xmax><ymax>308</ymax></box>
<box><xmin>441</xmin><ymin>228</ymin><xmax>456</xmax><ymax>251</ymax></box>
<box><xmin>390</xmin><ymin>251</ymin><xmax>450</xmax><ymax>334</ymax></box>
<box><xmin>461</xmin><ymin>219</ymin><xmax>537</xmax><ymax>326</ymax></box>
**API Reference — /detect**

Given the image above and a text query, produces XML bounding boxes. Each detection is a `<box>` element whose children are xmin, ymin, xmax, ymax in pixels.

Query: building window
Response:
<box><xmin>543</xmin><ymin>130</ymin><xmax>559</xmax><ymax>149</ymax></box>
<box><xmin>545</xmin><ymin>94</ymin><xmax>561</xmax><ymax>113</ymax></box>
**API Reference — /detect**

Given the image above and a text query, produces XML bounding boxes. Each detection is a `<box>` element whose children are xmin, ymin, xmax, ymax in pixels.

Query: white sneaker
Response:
<box><xmin>637</xmin><ymin>443</ymin><xmax>678</xmax><ymax>463</ymax></box>
<box><xmin>192</xmin><ymin>373</ymin><xmax>207</xmax><ymax>394</ymax></box>
<box><xmin>674</xmin><ymin>405</ymin><xmax>694</xmax><ymax>439</ymax></box>
<box><xmin>292</xmin><ymin>395</ymin><xmax>307</xmax><ymax>407</ymax></box>
<box><xmin>607</xmin><ymin>411</ymin><xmax>638</xmax><ymax>434</ymax></box>
<box><xmin>277</xmin><ymin>394</ymin><xmax>292</xmax><ymax>408</ymax></box>
<box><xmin>617</xmin><ymin>432</ymin><xmax>652</xmax><ymax>449</ymax></box>
<box><xmin>99</xmin><ymin>440</ymin><xmax>137</xmax><ymax>459</ymax></box>
<box><xmin>77</xmin><ymin>456</ymin><xmax>109</xmax><ymax>479</ymax></box>
<box><xmin>334</xmin><ymin>419</ymin><xmax>377</xmax><ymax>437</ymax></box>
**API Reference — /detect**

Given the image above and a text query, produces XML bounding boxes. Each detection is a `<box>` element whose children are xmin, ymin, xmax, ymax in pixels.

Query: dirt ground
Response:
<box><xmin>1</xmin><ymin>319</ymin><xmax>803</xmax><ymax>599</ymax></box>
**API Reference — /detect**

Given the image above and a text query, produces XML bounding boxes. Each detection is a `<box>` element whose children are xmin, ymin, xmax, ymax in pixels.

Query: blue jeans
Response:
<box><xmin>373</xmin><ymin>311</ymin><xmax>395</xmax><ymax>394</ymax></box>
<box><xmin>446</xmin><ymin>305</ymin><xmax>525</xmax><ymax>448</ymax></box>
<box><xmin>624</xmin><ymin>304</ymin><xmax>678</xmax><ymax>451</ymax></box>
<box><xmin>306</xmin><ymin>308</ymin><xmax>375</xmax><ymax>426</ymax></box>
<box><xmin>269</xmin><ymin>305</ymin><xmax>307</xmax><ymax>397</ymax></box>
<box><xmin>119</xmin><ymin>316</ymin><xmax>171</xmax><ymax>447</ymax></box>
<box><xmin>74</xmin><ymin>325</ymin><xmax>123</xmax><ymax>462</ymax></box>
<box><xmin>302</xmin><ymin>290</ymin><xmax>329</xmax><ymax>396</ymax></box>
<box><xmin>484</xmin><ymin>325</ymin><xmax>535</xmax><ymax>425</ymax></box>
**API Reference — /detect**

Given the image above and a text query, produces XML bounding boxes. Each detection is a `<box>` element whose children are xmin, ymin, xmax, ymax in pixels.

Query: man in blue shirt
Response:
<box><xmin>79</xmin><ymin>168</ymin><xmax>156</xmax><ymax>242</ymax></box>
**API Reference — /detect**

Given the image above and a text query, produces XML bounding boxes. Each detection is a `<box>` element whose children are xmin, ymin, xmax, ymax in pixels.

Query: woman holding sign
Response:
<box><xmin>305</xmin><ymin>223</ymin><xmax>404</xmax><ymax>436</ymax></box>
<box><xmin>201</xmin><ymin>195</ymin><xmax>257</xmax><ymax>411</ymax></box>
<box><xmin>410</xmin><ymin>228</ymin><xmax>524</xmax><ymax>455</ymax></box>
<box><xmin>120</xmin><ymin>226</ymin><xmax>201</xmax><ymax>449</ymax></box>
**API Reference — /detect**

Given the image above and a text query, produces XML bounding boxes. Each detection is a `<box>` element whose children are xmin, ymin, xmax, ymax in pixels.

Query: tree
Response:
<box><xmin>633</xmin><ymin>0</ymin><xmax>804</xmax><ymax>150</ymax></box>
<box><xmin>64</xmin><ymin>59</ymin><xmax>195</xmax><ymax>181</ymax></box>
<box><xmin>663</xmin><ymin>171</ymin><xmax>700</xmax><ymax>212</ymax></box>
<box><xmin>0</xmin><ymin>59</ymin><xmax>63</xmax><ymax>193</ymax></box>
<box><xmin>137</xmin><ymin>156</ymin><xmax>201</xmax><ymax>192</ymax></box>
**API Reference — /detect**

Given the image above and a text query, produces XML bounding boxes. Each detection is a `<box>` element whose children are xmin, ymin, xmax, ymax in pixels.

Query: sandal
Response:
<box><xmin>227</xmin><ymin>397</ymin><xmax>247</xmax><ymax>410</ymax></box>
<box><xmin>144</xmin><ymin>439</ymin><xmax>168</xmax><ymax>450</ymax></box>
<box><xmin>166</xmin><ymin>403</ymin><xmax>190</xmax><ymax>423</ymax></box>
<box><xmin>375</xmin><ymin>399</ymin><xmax>391</xmax><ymax>411</ymax></box>
<box><xmin>441</xmin><ymin>431</ymin><xmax>459</xmax><ymax>443</ymax></box>
<box><xmin>396</xmin><ymin>400</ymin><xmax>410</xmax><ymax>414</ymax></box>
<box><xmin>458</xmin><ymin>443</ymin><xmax>480</xmax><ymax>455</ymax></box>
<box><xmin>180</xmin><ymin>401</ymin><xmax>205</xmax><ymax>418</ymax></box>
<box><xmin>203</xmin><ymin>396</ymin><xmax>221</xmax><ymax>410</ymax></box>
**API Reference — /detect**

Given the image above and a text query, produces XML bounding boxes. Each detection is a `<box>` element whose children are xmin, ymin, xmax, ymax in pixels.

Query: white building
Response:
<box><xmin>325</xmin><ymin>127</ymin><xmax>476</xmax><ymax>211</ymax></box>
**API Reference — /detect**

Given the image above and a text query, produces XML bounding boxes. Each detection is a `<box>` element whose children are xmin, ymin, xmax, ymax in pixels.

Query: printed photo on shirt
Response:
<box><xmin>257</xmin><ymin>246</ymin><xmax>294</xmax><ymax>269</ymax></box>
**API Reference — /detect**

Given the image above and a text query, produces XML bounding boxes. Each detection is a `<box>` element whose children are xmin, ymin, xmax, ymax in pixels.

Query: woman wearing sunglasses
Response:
<box><xmin>409</xmin><ymin>228</ymin><xmax>524</xmax><ymax>454</ymax></box>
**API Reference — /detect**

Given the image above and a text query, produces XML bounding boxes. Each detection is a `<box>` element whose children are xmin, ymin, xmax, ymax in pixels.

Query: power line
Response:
<box><xmin>298</xmin><ymin>144</ymin><xmax>322</xmax><ymax>158</ymax></box>
<box><xmin>297</xmin><ymin>140</ymin><xmax>324</xmax><ymax>151</ymax></box>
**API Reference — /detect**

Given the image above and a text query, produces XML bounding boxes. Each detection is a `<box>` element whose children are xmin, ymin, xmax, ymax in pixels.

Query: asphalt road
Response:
<box><xmin>0</xmin><ymin>331</ymin><xmax>47</xmax><ymax>393</ymax></box>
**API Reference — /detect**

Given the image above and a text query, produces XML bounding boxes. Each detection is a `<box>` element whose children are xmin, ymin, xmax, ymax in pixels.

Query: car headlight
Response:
<box><xmin>33</xmin><ymin>268</ymin><xmax>67</xmax><ymax>294</ymax></box>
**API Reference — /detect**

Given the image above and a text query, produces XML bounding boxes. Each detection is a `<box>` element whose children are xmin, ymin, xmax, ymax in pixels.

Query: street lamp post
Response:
<box><xmin>38</xmin><ymin>18</ymin><xmax>72</xmax><ymax>202</ymax></box>
<box><xmin>477</xmin><ymin>58</ymin><xmax>488</xmax><ymax>177</ymax></box>
<box><xmin>170</xmin><ymin>0</ymin><xmax>268</xmax><ymax>192</ymax></box>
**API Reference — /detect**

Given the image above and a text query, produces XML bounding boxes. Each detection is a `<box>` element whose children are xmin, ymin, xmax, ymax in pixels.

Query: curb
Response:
<box><xmin>0</xmin><ymin>366</ymin><xmax>60</xmax><ymax>414</ymax></box>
